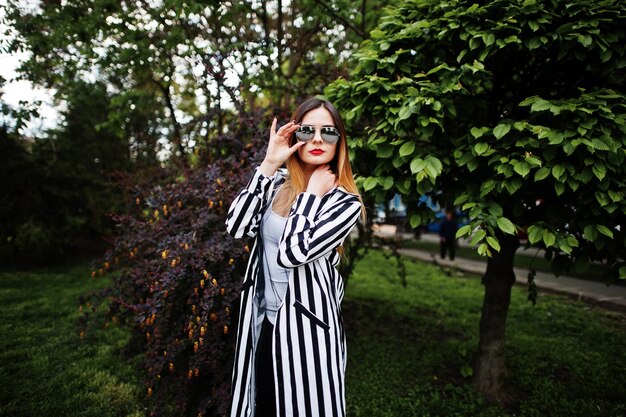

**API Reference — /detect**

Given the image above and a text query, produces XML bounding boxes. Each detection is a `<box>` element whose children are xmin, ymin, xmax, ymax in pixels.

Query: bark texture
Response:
<box><xmin>472</xmin><ymin>230</ymin><xmax>520</xmax><ymax>404</ymax></box>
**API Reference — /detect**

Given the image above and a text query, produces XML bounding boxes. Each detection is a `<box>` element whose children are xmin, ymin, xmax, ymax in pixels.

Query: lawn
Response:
<box><xmin>344</xmin><ymin>250</ymin><xmax>626</xmax><ymax>417</ymax></box>
<box><xmin>1</xmin><ymin>250</ymin><xmax>625</xmax><ymax>417</ymax></box>
<box><xmin>0</xmin><ymin>263</ymin><xmax>145</xmax><ymax>417</ymax></box>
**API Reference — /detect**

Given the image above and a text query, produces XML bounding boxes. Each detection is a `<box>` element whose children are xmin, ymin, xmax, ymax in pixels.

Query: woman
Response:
<box><xmin>225</xmin><ymin>97</ymin><xmax>365</xmax><ymax>417</ymax></box>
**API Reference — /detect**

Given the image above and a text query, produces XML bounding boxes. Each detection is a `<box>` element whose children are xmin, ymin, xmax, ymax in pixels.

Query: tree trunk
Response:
<box><xmin>472</xmin><ymin>230</ymin><xmax>519</xmax><ymax>404</ymax></box>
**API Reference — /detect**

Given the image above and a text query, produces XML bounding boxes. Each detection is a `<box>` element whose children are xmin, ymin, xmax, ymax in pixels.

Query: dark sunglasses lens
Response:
<box><xmin>320</xmin><ymin>128</ymin><xmax>340</xmax><ymax>144</ymax></box>
<box><xmin>296</xmin><ymin>133</ymin><xmax>313</xmax><ymax>142</ymax></box>
<box><xmin>295</xmin><ymin>127</ymin><xmax>314</xmax><ymax>141</ymax></box>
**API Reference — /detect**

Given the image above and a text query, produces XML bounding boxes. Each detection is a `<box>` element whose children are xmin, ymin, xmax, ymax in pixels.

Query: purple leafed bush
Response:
<box><xmin>79</xmin><ymin>114</ymin><xmax>267</xmax><ymax>417</ymax></box>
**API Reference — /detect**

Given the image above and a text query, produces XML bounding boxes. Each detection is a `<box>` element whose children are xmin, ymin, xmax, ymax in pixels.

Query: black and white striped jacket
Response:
<box><xmin>225</xmin><ymin>166</ymin><xmax>362</xmax><ymax>417</ymax></box>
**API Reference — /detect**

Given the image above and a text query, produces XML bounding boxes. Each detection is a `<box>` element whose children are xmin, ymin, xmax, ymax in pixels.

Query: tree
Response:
<box><xmin>4</xmin><ymin>0</ymin><xmax>391</xmax><ymax>168</ymax></box>
<box><xmin>327</xmin><ymin>0</ymin><xmax>626</xmax><ymax>405</ymax></box>
<box><xmin>0</xmin><ymin>80</ymin><xmax>132</xmax><ymax>263</ymax></box>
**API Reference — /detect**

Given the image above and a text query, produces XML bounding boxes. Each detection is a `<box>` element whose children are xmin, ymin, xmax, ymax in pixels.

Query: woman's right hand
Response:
<box><xmin>259</xmin><ymin>117</ymin><xmax>306</xmax><ymax>177</ymax></box>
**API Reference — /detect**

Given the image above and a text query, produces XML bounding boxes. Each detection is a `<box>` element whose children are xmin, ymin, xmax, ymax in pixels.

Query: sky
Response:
<box><xmin>0</xmin><ymin>51</ymin><xmax>61</xmax><ymax>136</ymax></box>
<box><xmin>0</xmin><ymin>0</ymin><xmax>60</xmax><ymax>136</ymax></box>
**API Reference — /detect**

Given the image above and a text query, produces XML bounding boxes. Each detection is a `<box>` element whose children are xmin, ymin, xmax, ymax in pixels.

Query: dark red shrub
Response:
<box><xmin>79</xmin><ymin>113</ymin><xmax>267</xmax><ymax>416</ymax></box>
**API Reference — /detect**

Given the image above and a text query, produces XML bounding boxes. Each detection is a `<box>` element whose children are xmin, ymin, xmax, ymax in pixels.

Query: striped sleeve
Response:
<box><xmin>225</xmin><ymin>166</ymin><xmax>274</xmax><ymax>239</ymax></box>
<box><xmin>277</xmin><ymin>191</ymin><xmax>361</xmax><ymax>268</ymax></box>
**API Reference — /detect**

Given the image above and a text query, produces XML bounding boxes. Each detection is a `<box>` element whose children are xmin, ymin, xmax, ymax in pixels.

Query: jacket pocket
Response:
<box><xmin>293</xmin><ymin>300</ymin><xmax>330</xmax><ymax>331</ymax></box>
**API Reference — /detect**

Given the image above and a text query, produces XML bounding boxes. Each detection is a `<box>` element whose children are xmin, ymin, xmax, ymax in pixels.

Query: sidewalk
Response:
<box><xmin>396</xmin><ymin>246</ymin><xmax>626</xmax><ymax>314</ymax></box>
<box><xmin>406</xmin><ymin>232</ymin><xmax>588</xmax><ymax>261</ymax></box>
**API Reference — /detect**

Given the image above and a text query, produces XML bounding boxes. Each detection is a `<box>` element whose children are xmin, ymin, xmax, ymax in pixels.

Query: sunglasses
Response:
<box><xmin>295</xmin><ymin>124</ymin><xmax>341</xmax><ymax>144</ymax></box>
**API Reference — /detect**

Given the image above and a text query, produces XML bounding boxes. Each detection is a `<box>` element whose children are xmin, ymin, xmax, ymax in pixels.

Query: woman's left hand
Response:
<box><xmin>306</xmin><ymin>164</ymin><xmax>338</xmax><ymax>197</ymax></box>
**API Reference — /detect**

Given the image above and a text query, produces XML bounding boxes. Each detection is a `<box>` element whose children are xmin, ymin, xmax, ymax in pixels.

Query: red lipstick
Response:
<box><xmin>309</xmin><ymin>149</ymin><xmax>324</xmax><ymax>155</ymax></box>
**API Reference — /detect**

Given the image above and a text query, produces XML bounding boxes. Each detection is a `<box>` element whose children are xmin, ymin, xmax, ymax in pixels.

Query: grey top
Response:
<box><xmin>261</xmin><ymin>201</ymin><xmax>290</xmax><ymax>325</ymax></box>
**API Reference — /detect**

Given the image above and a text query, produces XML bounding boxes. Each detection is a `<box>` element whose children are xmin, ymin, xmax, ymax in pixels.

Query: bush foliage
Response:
<box><xmin>79</xmin><ymin>115</ymin><xmax>266</xmax><ymax>416</ymax></box>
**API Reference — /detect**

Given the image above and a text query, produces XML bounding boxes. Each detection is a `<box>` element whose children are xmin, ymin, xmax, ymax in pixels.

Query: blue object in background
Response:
<box><xmin>374</xmin><ymin>194</ymin><xmax>469</xmax><ymax>232</ymax></box>
<box><xmin>373</xmin><ymin>194</ymin><xmax>407</xmax><ymax>223</ymax></box>
<box><xmin>418</xmin><ymin>194</ymin><xmax>469</xmax><ymax>233</ymax></box>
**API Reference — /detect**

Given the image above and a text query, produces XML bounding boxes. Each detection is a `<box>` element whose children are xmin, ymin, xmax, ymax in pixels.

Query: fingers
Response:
<box><xmin>314</xmin><ymin>164</ymin><xmax>336</xmax><ymax>180</ymax></box>
<box><xmin>286</xmin><ymin>141</ymin><xmax>306</xmax><ymax>159</ymax></box>
<box><xmin>288</xmin><ymin>140</ymin><xmax>307</xmax><ymax>153</ymax></box>
<box><xmin>306</xmin><ymin>164</ymin><xmax>338</xmax><ymax>196</ymax></box>
<box><xmin>270</xmin><ymin>116</ymin><xmax>277</xmax><ymax>136</ymax></box>
<box><xmin>276</xmin><ymin>120</ymin><xmax>300</xmax><ymax>137</ymax></box>
<box><xmin>286</xmin><ymin>122</ymin><xmax>300</xmax><ymax>136</ymax></box>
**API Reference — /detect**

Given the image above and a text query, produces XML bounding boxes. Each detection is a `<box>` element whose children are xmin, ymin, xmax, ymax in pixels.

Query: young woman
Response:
<box><xmin>225</xmin><ymin>97</ymin><xmax>365</xmax><ymax>417</ymax></box>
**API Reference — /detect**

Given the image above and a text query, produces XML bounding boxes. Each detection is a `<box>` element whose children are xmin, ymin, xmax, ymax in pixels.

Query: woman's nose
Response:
<box><xmin>311</xmin><ymin>129</ymin><xmax>323</xmax><ymax>143</ymax></box>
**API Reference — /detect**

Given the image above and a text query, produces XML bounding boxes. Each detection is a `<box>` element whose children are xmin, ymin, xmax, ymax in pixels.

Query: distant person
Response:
<box><xmin>439</xmin><ymin>210</ymin><xmax>457</xmax><ymax>261</ymax></box>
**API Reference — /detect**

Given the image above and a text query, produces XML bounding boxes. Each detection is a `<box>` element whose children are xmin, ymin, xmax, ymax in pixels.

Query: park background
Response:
<box><xmin>1</xmin><ymin>0</ymin><xmax>625</xmax><ymax>416</ymax></box>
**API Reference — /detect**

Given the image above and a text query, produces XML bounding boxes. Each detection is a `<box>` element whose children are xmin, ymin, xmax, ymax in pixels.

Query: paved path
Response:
<box><xmin>408</xmin><ymin>232</ymin><xmax>602</xmax><ymax>262</ymax></box>
<box><xmin>396</xmin><ymin>246</ymin><xmax>626</xmax><ymax>314</ymax></box>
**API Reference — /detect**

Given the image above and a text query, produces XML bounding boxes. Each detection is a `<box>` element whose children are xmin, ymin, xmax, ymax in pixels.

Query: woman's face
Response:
<box><xmin>296</xmin><ymin>106</ymin><xmax>338</xmax><ymax>171</ymax></box>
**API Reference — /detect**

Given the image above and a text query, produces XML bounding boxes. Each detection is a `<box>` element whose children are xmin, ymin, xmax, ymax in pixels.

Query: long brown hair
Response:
<box><xmin>274</xmin><ymin>97</ymin><xmax>366</xmax><ymax>226</ymax></box>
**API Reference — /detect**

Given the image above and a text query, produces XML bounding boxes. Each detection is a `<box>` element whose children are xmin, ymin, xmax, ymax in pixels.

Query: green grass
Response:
<box><xmin>0</xmin><ymin>263</ymin><xmax>145</xmax><ymax>417</ymax></box>
<box><xmin>2</xmin><ymin>251</ymin><xmax>625</xmax><ymax>417</ymax></box>
<box><xmin>344</xmin><ymin>250</ymin><xmax>626</xmax><ymax>417</ymax></box>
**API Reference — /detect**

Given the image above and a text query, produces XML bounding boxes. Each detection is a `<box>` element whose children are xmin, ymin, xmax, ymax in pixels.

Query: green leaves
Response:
<box><xmin>456</xmin><ymin>224</ymin><xmax>472</xmax><ymax>239</ymax></box>
<box><xmin>597</xmin><ymin>224</ymin><xmax>614</xmax><ymax>238</ymax></box>
<box><xmin>527</xmin><ymin>224</ymin><xmax>582</xmax><ymax>254</ymax></box>
<box><xmin>583</xmin><ymin>224</ymin><xmax>598</xmax><ymax>242</ymax></box>
<box><xmin>410</xmin><ymin>155</ymin><xmax>442</xmax><ymax>181</ymax></box>
<box><xmin>486</xmin><ymin>236</ymin><xmax>501</xmax><ymax>252</ymax></box>
<box><xmin>423</xmin><ymin>156</ymin><xmax>443</xmax><ymax>178</ymax></box>
<box><xmin>527</xmin><ymin>225</ymin><xmax>543</xmax><ymax>244</ymax></box>
<box><xmin>592</xmin><ymin>163</ymin><xmax>606</xmax><ymax>181</ymax></box>
<box><xmin>477</xmin><ymin>243</ymin><xmax>490</xmax><ymax>256</ymax></box>
<box><xmin>473</xmin><ymin>142</ymin><xmax>489</xmax><ymax>156</ymax></box>
<box><xmin>363</xmin><ymin>177</ymin><xmax>378</xmax><ymax>191</ymax></box>
<box><xmin>410</xmin><ymin>157</ymin><xmax>426</xmax><ymax>173</ymax></box>
<box><xmin>551</xmin><ymin>164</ymin><xmax>566</xmax><ymax>180</ymax></box>
<box><xmin>471</xmin><ymin>126</ymin><xmax>489</xmax><ymax>138</ymax></box>
<box><xmin>525</xmin><ymin>155</ymin><xmax>542</xmax><ymax>166</ymax></box>
<box><xmin>409</xmin><ymin>213</ymin><xmax>422</xmax><ymax>229</ymax></box>
<box><xmin>470</xmin><ymin>123</ymin><xmax>512</xmax><ymax>156</ymax></box>
<box><xmin>547</xmin><ymin>131</ymin><xmax>564</xmax><ymax>145</ymax></box>
<box><xmin>399</xmin><ymin>141</ymin><xmax>415</xmax><ymax>157</ymax></box>
<box><xmin>469</xmin><ymin>229</ymin><xmax>487</xmax><ymax>246</ymax></box>
<box><xmin>493</xmin><ymin>123</ymin><xmax>511</xmax><ymax>139</ymax></box>
<box><xmin>484</xmin><ymin>33</ymin><xmax>496</xmax><ymax>46</ymax></box>
<box><xmin>528</xmin><ymin>98</ymin><xmax>551</xmax><ymax>112</ymax></box>
<box><xmin>381</xmin><ymin>176</ymin><xmax>394</xmax><ymax>190</ymax></box>
<box><xmin>519</xmin><ymin>96</ymin><xmax>552</xmax><ymax>113</ymax></box>
<box><xmin>397</xmin><ymin>106</ymin><xmax>414</xmax><ymax>121</ymax></box>
<box><xmin>496</xmin><ymin>217</ymin><xmax>516</xmax><ymax>235</ymax></box>
<box><xmin>326</xmin><ymin>0</ymin><xmax>626</xmax><ymax>272</ymax></box>
<box><xmin>543</xmin><ymin>230</ymin><xmax>556</xmax><ymax>247</ymax></box>
<box><xmin>360</xmin><ymin>175</ymin><xmax>395</xmax><ymax>192</ymax></box>
<box><xmin>512</xmin><ymin>160</ymin><xmax>531</xmax><ymax>177</ymax></box>
<box><xmin>370</xmin><ymin>28</ymin><xmax>385</xmax><ymax>39</ymax></box>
